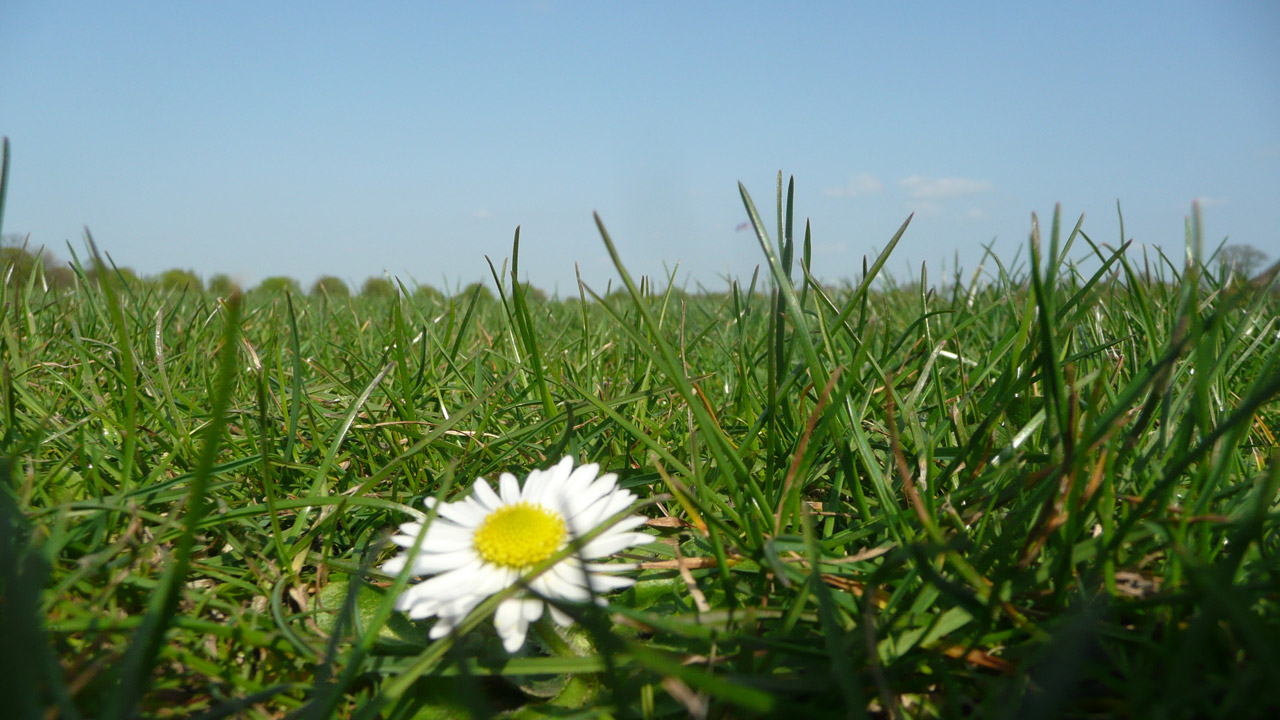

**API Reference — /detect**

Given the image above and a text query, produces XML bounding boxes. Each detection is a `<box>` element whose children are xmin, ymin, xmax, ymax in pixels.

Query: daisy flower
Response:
<box><xmin>382</xmin><ymin>456</ymin><xmax>650</xmax><ymax>653</ymax></box>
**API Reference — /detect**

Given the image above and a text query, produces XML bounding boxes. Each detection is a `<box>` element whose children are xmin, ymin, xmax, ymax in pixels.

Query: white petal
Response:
<box><xmin>494</xmin><ymin>598</ymin><xmax>522</xmax><ymax>634</ymax></box>
<box><xmin>381</xmin><ymin>555</ymin><xmax>407</xmax><ymax>575</ymax></box>
<box><xmin>395</xmin><ymin>586</ymin><xmax>437</xmax><ymax>614</ymax></box>
<box><xmin>390</xmin><ymin>520</ymin><xmax>472</xmax><ymax>550</ymax></box>
<box><xmin>430</xmin><ymin>517</ymin><xmax>477</xmax><ymax>535</ymax></box>
<box><xmin>461</xmin><ymin>496</ymin><xmax>495</xmax><ymax>522</ymax></box>
<box><xmin>501</xmin><ymin>626</ymin><xmax>528</xmax><ymax>654</ymax></box>
<box><xmin>585</xmin><ymin>561</ymin><xmax>640</xmax><ymax>573</ymax></box>
<box><xmin>580</xmin><ymin>532</ymin><xmax>651</xmax><ymax>559</ymax></box>
<box><xmin>388</xmin><ymin>533</ymin><xmax>418</xmax><ymax>549</ymax></box>
<box><xmin>442</xmin><ymin>593</ymin><xmax>485</xmax><ymax>618</ymax></box>
<box><xmin>437</xmin><ymin>499</ymin><xmax>487</xmax><ymax>526</ymax></box>
<box><xmin>471</xmin><ymin>478</ymin><xmax>502</xmax><ymax>510</ymax></box>
<box><xmin>586</xmin><ymin>573</ymin><xmax>635</xmax><ymax>592</ymax></box>
<box><xmin>560</xmin><ymin>461</ymin><xmax>599</xmax><ymax>500</ymax></box>
<box><xmin>412</xmin><ymin>604</ymin><xmax>441</xmax><ymax>622</ymax></box>
<box><xmin>398</xmin><ymin>586</ymin><xmax>448</xmax><ymax>617</ymax></box>
<box><xmin>550</xmin><ymin>456</ymin><xmax>577</xmax><ymax>483</ymax></box>
<box><xmin>417</xmin><ymin>524</ymin><xmax>476</xmax><ymax>551</ymax></box>
<box><xmin>522</xmin><ymin>598</ymin><xmax>545</xmax><ymax>623</ymax></box>
<box><xmin>563</xmin><ymin>473</ymin><xmax>617</xmax><ymax>518</ymax></box>
<box><xmin>407</xmin><ymin>548</ymin><xmax>476</xmax><ymax>575</ymax></box>
<box><xmin>523</xmin><ymin>468</ymin><xmax>551</xmax><ymax>505</ymax></box>
<box><xmin>536</xmin><ymin>563</ymin><xmax>593</xmax><ymax>602</ymax></box>
<box><xmin>563</xmin><ymin>512</ymin><xmax>647</xmax><ymax>548</ymax></box>
<box><xmin>584</xmin><ymin>471</ymin><xmax>620</xmax><ymax>500</ymax></box>
<box><xmin>471</xmin><ymin>565</ymin><xmax>517</xmax><ymax>596</ymax></box>
<box><xmin>548</xmin><ymin>605</ymin><xmax>574</xmax><ymax>627</ymax></box>
<box><xmin>605</xmin><ymin>514</ymin><xmax>649</xmax><ymax>534</ymax></box>
<box><xmin>563</xmin><ymin>500</ymin><xmax>608</xmax><ymax>534</ymax></box>
<box><xmin>599</xmin><ymin>489</ymin><xmax>638</xmax><ymax>517</ymax></box>
<box><xmin>494</xmin><ymin>598</ymin><xmax>541</xmax><ymax>653</ymax></box>
<box><xmin>568</xmin><ymin>491</ymin><xmax>636</xmax><ymax>533</ymax></box>
<box><xmin>535</xmin><ymin>458</ymin><xmax>574</xmax><ymax>504</ymax></box>
<box><xmin>499</xmin><ymin>472</ymin><xmax>521</xmax><ymax>504</ymax></box>
<box><xmin>397</xmin><ymin>560</ymin><xmax>484</xmax><ymax>601</ymax></box>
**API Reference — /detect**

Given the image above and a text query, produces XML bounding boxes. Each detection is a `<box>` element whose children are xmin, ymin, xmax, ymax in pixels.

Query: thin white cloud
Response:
<box><xmin>965</xmin><ymin>207</ymin><xmax>986</xmax><ymax>220</ymax></box>
<box><xmin>1195</xmin><ymin>196</ymin><xmax>1229</xmax><ymax>208</ymax></box>
<box><xmin>474</xmin><ymin>209</ymin><xmax>492</xmax><ymax>220</ymax></box>
<box><xmin>911</xmin><ymin>200</ymin><xmax>943</xmax><ymax>216</ymax></box>
<box><xmin>824</xmin><ymin>173</ymin><xmax>884</xmax><ymax>198</ymax></box>
<box><xmin>900</xmin><ymin>175</ymin><xmax>993</xmax><ymax>200</ymax></box>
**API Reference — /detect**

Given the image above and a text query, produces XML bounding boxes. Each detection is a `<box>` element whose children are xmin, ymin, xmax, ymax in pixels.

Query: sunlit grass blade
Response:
<box><xmin>592</xmin><ymin>211</ymin><xmax>770</xmax><ymax>535</ymax></box>
<box><xmin>105</xmin><ymin>293</ymin><xmax>243</xmax><ymax>720</ymax></box>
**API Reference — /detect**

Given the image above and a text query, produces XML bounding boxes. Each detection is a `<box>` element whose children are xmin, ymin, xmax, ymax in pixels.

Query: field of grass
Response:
<box><xmin>3</xmin><ymin>165</ymin><xmax>1280</xmax><ymax>718</ymax></box>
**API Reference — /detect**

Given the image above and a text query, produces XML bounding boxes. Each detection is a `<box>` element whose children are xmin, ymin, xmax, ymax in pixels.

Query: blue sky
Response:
<box><xmin>2</xmin><ymin>1</ymin><xmax>1277</xmax><ymax>294</ymax></box>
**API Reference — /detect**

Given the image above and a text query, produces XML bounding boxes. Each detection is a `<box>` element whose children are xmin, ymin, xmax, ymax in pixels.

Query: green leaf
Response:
<box><xmin>314</xmin><ymin>576</ymin><xmax>430</xmax><ymax>649</ymax></box>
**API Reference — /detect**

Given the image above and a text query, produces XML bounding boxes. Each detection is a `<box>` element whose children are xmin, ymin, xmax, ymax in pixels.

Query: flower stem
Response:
<box><xmin>532</xmin><ymin>617</ymin><xmax>578</xmax><ymax>657</ymax></box>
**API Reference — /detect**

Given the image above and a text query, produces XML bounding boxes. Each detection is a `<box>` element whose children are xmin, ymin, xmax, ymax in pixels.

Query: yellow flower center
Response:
<box><xmin>472</xmin><ymin>502</ymin><xmax>566</xmax><ymax>569</ymax></box>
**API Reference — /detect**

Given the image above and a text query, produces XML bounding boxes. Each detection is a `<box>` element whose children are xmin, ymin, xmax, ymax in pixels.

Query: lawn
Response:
<box><xmin>3</xmin><ymin>164</ymin><xmax>1280</xmax><ymax>718</ymax></box>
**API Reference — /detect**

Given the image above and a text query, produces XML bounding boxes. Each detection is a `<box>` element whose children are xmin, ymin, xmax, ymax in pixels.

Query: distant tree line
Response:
<box><xmin>0</xmin><ymin>236</ymin><xmax>464</xmax><ymax>301</ymax></box>
<box><xmin>5</xmin><ymin>233</ymin><xmax>1272</xmax><ymax>302</ymax></box>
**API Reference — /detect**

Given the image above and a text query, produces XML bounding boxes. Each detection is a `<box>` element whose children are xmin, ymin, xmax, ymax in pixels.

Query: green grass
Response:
<box><xmin>3</xmin><ymin>167</ymin><xmax>1280</xmax><ymax>718</ymax></box>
